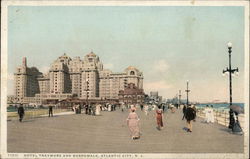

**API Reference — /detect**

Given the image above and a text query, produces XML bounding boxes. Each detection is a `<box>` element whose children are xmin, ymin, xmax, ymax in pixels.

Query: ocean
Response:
<box><xmin>196</xmin><ymin>103</ymin><xmax>244</xmax><ymax>112</ymax></box>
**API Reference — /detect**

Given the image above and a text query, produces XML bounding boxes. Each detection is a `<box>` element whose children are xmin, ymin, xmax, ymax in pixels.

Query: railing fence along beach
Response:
<box><xmin>8</xmin><ymin>105</ymin><xmax>245</xmax><ymax>132</ymax></box>
<box><xmin>7</xmin><ymin>106</ymin><xmax>70</xmax><ymax>121</ymax></box>
<box><xmin>196</xmin><ymin>108</ymin><xmax>245</xmax><ymax>131</ymax></box>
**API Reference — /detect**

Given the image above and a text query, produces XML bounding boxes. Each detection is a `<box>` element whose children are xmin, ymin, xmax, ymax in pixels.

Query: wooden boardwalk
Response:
<box><xmin>7</xmin><ymin>108</ymin><xmax>244</xmax><ymax>153</ymax></box>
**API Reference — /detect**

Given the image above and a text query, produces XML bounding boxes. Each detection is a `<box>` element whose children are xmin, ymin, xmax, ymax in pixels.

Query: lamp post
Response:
<box><xmin>179</xmin><ymin>90</ymin><xmax>182</xmax><ymax>108</ymax></box>
<box><xmin>185</xmin><ymin>80</ymin><xmax>190</xmax><ymax>106</ymax></box>
<box><xmin>222</xmin><ymin>42</ymin><xmax>239</xmax><ymax>130</ymax></box>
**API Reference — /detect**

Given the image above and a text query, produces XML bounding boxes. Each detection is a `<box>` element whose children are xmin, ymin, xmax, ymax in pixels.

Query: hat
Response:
<box><xmin>131</xmin><ymin>107</ymin><xmax>136</xmax><ymax>111</ymax></box>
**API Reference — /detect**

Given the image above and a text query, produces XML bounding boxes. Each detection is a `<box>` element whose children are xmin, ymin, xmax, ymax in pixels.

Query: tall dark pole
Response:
<box><xmin>223</xmin><ymin>42</ymin><xmax>239</xmax><ymax>130</ymax></box>
<box><xmin>86</xmin><ymin>80</ymin><xmax>89</xmax><ymax>106</ymax></box>
<box><xmin>185</xmin><ymin>81</ymin><xmax>190</xmax><ymax>106</ymax></box>
<box><xmin>179</xmin><ymin>90</ymin><xmax>181</xmax><ymax>108</ymax></box>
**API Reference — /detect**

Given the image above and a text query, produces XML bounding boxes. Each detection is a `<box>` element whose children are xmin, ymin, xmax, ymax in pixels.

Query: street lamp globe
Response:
<box><xmin>227</xmin><ymin>42</ymin><xmax>232</xmax><ymax>48</ymax></box>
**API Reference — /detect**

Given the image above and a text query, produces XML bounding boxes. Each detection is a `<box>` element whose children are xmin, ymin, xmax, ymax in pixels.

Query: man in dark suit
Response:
<box><xmin>49</xmin><ymin>104</ymin><xmax>53</xmax><ymax>117</ymax></box>
<box><xmin>18</xmin><ymin>104</ymin><xmax>25</xmax><ymax>122</ymax></box>
<box><xmin>185</xmin><ymin>105</ymin><xmax>196</xmax><ymax>132</ymax></box>
<box><xmin>140</xmin><ymin>104</ymin><xmax>143</xmax><ymax>111</ymax></box>
<box><xmin>162</xmin><ymin>104</ymin><xmax>165</xmax><ymax>112</ymax></box>
<box><xmin>85</xmin><ymin>104</ymin><xmax>88</xmax><ymax>114</ymax></box>
<box><xmin>182</xmin><ymin>105</ymin><xmax>187</xmax><ymax>120</ymax></box>
<box><xmin>78</xmin><ymin>104</ymin><xmax>81</xmax><ymax>114</ymax></box>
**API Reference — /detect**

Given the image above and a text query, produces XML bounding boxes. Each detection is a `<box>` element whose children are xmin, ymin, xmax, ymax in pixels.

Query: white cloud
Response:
<box><xmin>142</xmin><ymin>59</ymin><xmax>171</xmax><ymax>98</ymax></box>
<box><xmin>103</xmin><ymin>63</ymin><xmax>114</xmax><ymax>70</ymax></box>
<box><xmin>152</xmin><ymin>59</ymin><xmax>169</xmax><ymax>73</ymax></box>
<box><xmin>40</xmin><ymin>66</ymin><xmax>50</xmax><ymax>73</ymax></box>
<box><xmin>144</xmin><ymin>80</ymin><xmax>172</xmax><ymax>97</ymax></box>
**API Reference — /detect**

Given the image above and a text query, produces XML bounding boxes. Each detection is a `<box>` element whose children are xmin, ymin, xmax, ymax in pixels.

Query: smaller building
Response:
<box><xmin>118</xmin><ymin>83</ymin><xmax>145</xmax><ymax>104</ymax></box>
<box><xmin>148</xmin><ymin>91</ymin><xmax>162</xmax><ymax>104</ymax></box>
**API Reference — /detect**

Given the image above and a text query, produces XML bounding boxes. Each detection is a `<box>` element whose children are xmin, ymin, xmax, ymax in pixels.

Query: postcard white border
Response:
<box><xmin>1</xmin><ymin>0</ymin><xmax>249</xmax><ymax>159</ymax></box>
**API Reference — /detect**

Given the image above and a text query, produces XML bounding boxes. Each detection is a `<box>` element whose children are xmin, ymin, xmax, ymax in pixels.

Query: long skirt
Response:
<box><xmin>128</xmin><ymin>120</ymin><xmax>140</xmax><ymax>137</ymax></box>
<box><xmin>96</xmin><ymin>109</ymin><xmax>101</xmax><ymax>115</ymax></box>
<box><xmin>157</xmin><ymin>115</ymin><xmax>163</xmax><ymax>127</ymax></box>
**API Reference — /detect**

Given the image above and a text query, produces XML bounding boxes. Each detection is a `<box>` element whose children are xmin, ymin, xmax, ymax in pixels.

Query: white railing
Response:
<box><xmin>196</xmin><ymin>108</ymin><xmax>245</xmax><ymax>131</ymax></box>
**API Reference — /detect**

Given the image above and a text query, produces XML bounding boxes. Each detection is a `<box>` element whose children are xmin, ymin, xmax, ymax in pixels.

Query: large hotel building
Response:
<box><xmin>14</xmin><ymin>52</ymin><xmax>144</xmax><ymax>104</ymax></box>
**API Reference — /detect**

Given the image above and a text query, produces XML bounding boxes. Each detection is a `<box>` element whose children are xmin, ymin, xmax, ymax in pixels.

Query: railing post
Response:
<box><xmin>224</xmin><ymin>111</ymin><xmax>227</xmax><ymax>126</ymax></box>
<box><xmin>215</xmin><ymin>109</ymin><xmax>217</xmax><ymax>123</ymax></box>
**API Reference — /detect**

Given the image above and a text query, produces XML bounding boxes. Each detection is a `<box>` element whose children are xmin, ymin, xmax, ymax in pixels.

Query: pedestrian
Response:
<box><xmin>74</xmin><ymin>104</ymin><xmax>78</xmax><ymax>114</ymax></box>
<box><xmin>88</xmin><ymin>105</ymin><xmax>92</xmax><ymax>115</ymax></box>
<box><xmin>85</xmin><ymin>104</ymin><xmax>88</xmax><ymax>114</ymax></box>
<box><xmin>204</xmin><ymin>105</ymin><xmax>209</xmax><ymax>123</ymax></box>
<box><xmin>171</xmin><ymin>105</ymin><xmax>176</xmax><ymax>113</ymax></box>
<box><xmin>207</xmin><ymin>105</ymin><xmax>215</xmax><ymax>123</ymax></box>
<box><xmin>185</xmin><ymin>105</ymin><xmax>196</xmax><ymax>132</ymax></box>
<box><xmin>78</xmin><ymin>104</ymin><xmax>81</xmax><ymax>114</ymax></box>
<box><xmin>95</xmin><ymin>104</ymin><xmax>101</xmax><ymax>116</ymax></box>
<box><xmin>162</xmin><ymin>104</ymin><xmax>165</xmax><ymax>112</ymax></box>
<box><xmin>108</xmin><ymin>104</ymin><xmax>112</xmax><ymax>112</ymax></box>
<box><xmin>156</xmin><ymin>105</ymin><xmax>164</xmax><ymax>130</ymax></box>
<box><xmin>121</xmin><ymin>103</ymin><xmax>125</xmax><ymax>112</ymax></box>
<box><xmin>140</xmin><ymin>104</ymin><xmax>143</xmax><ymax>111</ymax></box>
<box><xmin>48</xmin><ymin>104</ymin><xmax>53</xmax><ymax>117</ymax></box>
<box><xmin>17</xmin><ymin>104</ymin><xmax>25</xmax><ymax>122</ymax></box>
<box><xmin>152</xmin><ymin>104</ymin><xmax>156</xmax><ymax>110</ymax></box>
<box><xmin>92</xmin><ymin>104</ymin><xmax>96</xmax><ymax>116</ymax></box>
<box><xmin>126</xmin><ymin>107</ymin><xmax>140</xmax><ymax>140</ymax></box>
<box><xmin>182</xmin><ymin>105</ymin><xmax>187</xmax><ymax>120</ymax></box>
<box><xmin>144</xmin><ymin>104</ymin><xmax>149</xmax><ymax>116</ymax></box>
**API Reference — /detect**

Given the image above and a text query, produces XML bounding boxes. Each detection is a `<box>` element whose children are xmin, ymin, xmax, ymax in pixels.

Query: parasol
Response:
<box><xmin>229</xmin><ymin>105</ymin><xmax>244</xmax><ymax>114</ymax></box>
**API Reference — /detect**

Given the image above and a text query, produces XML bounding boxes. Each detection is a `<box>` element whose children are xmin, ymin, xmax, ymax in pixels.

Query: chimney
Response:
<box><xmin>22</xmin><ymin>57</ymin><xmax>27</xmax><ymax>67</ymax></box>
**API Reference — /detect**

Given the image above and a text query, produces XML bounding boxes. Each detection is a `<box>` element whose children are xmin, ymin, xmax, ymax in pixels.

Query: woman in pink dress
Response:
<box><xmin>127</xmin><ymin>107</ymin><xmax>140</xmax><ymax>140</ymax></box>
<box><xmin>156</xmin><ymin>105</ymin><xmax>164</xmax><ymax>130</ymax></box>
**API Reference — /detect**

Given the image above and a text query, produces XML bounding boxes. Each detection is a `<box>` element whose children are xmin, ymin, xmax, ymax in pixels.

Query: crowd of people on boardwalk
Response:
<box><xmin>71</xmin><ymin>103</ymin><xmax>119</xmax><ymax>116</ymax></box>
<box><xmin>16</xmin><ymin>101</ymin><xmax>200</xmax><ymax>140</ymax></box>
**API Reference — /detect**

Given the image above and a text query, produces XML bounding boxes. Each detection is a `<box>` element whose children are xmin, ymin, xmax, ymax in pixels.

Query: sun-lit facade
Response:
<box><xmin>14</xmin><ymin>52</ymin><xmax>144</xmax><ymax>104</ymax></box>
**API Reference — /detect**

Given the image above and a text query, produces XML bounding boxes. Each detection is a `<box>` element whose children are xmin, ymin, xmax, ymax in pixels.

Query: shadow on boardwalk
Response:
<box><xmin>7</xmin><ymin>109</ymin><xmax>244</xmax><ymax>153</ymax></box>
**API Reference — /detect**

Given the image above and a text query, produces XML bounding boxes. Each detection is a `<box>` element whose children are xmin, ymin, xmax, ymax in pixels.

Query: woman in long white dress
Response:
<box><xmin>108</xmin><ymin>104</ymin><xmax>112</xmax><ymax>112</ymax></box>
<box><xmin>204</xmin><ymin>105</ymin><xmax>209</xmax><ymax>123</ymax></box>
<box><xmin>209</xmin><ymin>105</ymin><xmax>215</xmax><ymax>123</ymax></box>
<box><xmin>144</xmin><ymin>104</ymin><xmax>149</xmax><ymax>116</ymax></box>
<box><xmin>204</xmin><ymin>105</ymin><xmax>214</xmax><ymax>123</ymax></box>
<box><xmin>95</xmin><ymin>104</ymin><xmax>101</xmax><ymax>115</ymax></box>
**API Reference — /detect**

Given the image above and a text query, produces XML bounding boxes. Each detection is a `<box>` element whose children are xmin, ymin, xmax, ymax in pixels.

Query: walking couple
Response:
<box><xmin>185</xmin><ymin>105</ymin><xmax>196</xmax><ymax>132</ymax></box>
<box><xmin>204</xmin><ymin>105</ymin><xmax>215</xmax><ymax>123</ymax></box>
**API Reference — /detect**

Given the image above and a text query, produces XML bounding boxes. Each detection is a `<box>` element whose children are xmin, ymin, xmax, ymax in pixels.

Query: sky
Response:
<box><xmin>7</xmin><ymin>6</ymin><xmax>245</xmax><ymax>103</ymax></box>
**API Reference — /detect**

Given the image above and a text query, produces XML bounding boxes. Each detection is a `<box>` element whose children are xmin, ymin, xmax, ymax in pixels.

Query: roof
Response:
<box><xmin>86</xmin><ymin>51</ymin><xmax>97</xmax><ymax>57</ymax></box>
